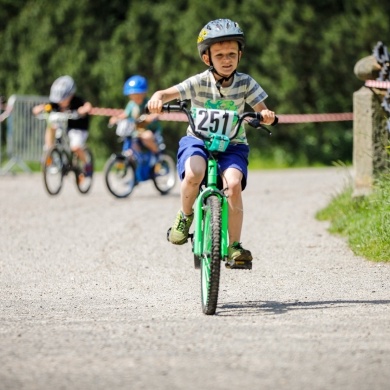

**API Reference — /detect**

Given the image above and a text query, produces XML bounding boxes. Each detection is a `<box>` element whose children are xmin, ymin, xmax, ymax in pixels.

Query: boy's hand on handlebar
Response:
<box><xmin>260</xmin><ymin>109</ymin><xmax>276</xmax><ymax>125</ymax></box>
<box><xmin>32</xmin><ymin>104</ymin><xmax>46</xmax><ymax>116</ymax></box>
<box><xmin>147</xmin><ymin>98</ymin><xmax>163</xmax><ymax>114</ymax></box>
<box><xmin>108</xmin><ymin>116</ymin><xmax>118</xmax><ymax>126</ymax></box>
<box><xmin>77</xmin><ymin>103</ymin><xmax>92</xmax><ymax>116</ymax></box>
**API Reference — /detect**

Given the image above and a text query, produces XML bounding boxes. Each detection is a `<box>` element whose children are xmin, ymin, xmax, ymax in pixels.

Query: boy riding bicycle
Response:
<box><xmin>109</xmin><ymin>75</ymin><xmax>162</xmax><ymax>156</ymax></box>
<box><xmin>147</xmin><ymin>19</ymin><xmax>276</xmax><ymax>269</ymax></box>
<box><xmin>33</xmin><ymin>75</ymin><xmax>92</xmax><ymax>170</ymax></box>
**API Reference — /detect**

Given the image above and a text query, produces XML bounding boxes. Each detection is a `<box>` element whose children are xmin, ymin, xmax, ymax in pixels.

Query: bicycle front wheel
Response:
<box><xmin>42</xmin><ymin>146</ymin><xmax>64</xmax><ymax>196</ymax></box>
<box><xmin>201</xmin><ymin>195</ymin><xmax>222</xmax><ymax>315</ymax></box>
<box><xmin>104</xmin><ymin>154</ymin><xmax>136</xmax><ymax>198</ymax></box>
<box><xmin>152</xmin><ymin>152</ymin><xmax>177</xmax><ymax>195</ymax></box>
<box><xmin>75</xmin><ymin>147</ymin><xmax>94</xmax><ymax>194</ymax></box>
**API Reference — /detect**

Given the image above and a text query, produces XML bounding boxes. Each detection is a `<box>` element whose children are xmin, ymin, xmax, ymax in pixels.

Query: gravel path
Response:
<box><xmin>1</xmin><ymin>168</ymin><xmax>389</xmax><ymax>390</ymax></box>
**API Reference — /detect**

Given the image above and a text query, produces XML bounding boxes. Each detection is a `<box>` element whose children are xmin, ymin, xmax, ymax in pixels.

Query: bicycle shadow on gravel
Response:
<box><xmin>217</xmin><ymin>299</ymin><xmax>390</xmax><ymax>317</ymax></box>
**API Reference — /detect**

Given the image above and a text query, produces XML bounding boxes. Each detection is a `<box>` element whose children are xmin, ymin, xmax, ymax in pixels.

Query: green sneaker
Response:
<box><xmin>168</xmin><ymin>210</ymin><xmax>194</xmax><ymax>245</ymax></box>
<box><xmin>226</xmin><ymin>242</ymin><xmax>253</xmax><ymax>269</ymax></box>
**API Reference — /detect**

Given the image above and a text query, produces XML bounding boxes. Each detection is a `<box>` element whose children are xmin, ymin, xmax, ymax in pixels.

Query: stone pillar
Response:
<box><xmin>352</xmin><ymin>86</ymin><xmax>388</xmax><ymax>197</ymax></box>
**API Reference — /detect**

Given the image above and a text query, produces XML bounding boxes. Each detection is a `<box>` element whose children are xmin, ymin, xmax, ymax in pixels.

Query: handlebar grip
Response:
<box><xmin>144</xmin><ymin>104</ymin><xmax>181</xmax><ymax>114</ymax></box>
<box><xmin>258</xmin><ymin>113</ymin><xmax>278</xmax><ymax>126</ymax></box>
<box><xmin>162</xmin><ymin>104</ymin><xmax>185</xmax><ymax>112</ymax></box>
<box><xmin>248</xmin><ymin>115</ymin><xmax>279</xmax><ymax>129</ymax></box>
<box><xmin>145</xmin><ymin>101</ymin><xmax>188</xmax><ymax>114</ymax></box>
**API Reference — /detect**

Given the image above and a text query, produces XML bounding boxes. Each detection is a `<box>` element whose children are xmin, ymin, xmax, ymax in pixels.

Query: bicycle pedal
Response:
<box><xmin>225</xmin><ymin>259</ymin><xmax>252</xmax><ymax>270</ymax></box>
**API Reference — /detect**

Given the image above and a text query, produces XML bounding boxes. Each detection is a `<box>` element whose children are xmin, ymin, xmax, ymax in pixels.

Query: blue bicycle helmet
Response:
<box><xmin>123</xmin><ymin>75</ymin><xmax>148</xmax><ymax>95</ymax></box>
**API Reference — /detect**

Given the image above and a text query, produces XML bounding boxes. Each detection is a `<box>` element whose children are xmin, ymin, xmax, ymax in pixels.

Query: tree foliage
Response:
<box><xmin>1</xmin><ymin>0</ymin><xmax>389</xmax><ymax>164</ymax></box>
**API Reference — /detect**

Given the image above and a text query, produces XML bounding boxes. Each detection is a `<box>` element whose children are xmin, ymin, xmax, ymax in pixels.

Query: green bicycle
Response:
<box><xmin>162</xmin><ymin>101</ymin><xmax>277</xmax><ymax>315</ymax></box>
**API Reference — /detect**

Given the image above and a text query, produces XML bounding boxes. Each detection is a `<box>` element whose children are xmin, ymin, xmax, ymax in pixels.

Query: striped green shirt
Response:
<box><xmin>175</xmin><ymin>69</ymin><xmax>268</xmax><ymax>144</ymax></box>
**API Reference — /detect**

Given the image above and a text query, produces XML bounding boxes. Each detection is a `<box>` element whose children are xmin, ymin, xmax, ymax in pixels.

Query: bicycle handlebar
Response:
<box><xmin>148</xmin><ymin>101</ymin><xmax>278</xmax><ymax>139</ymax></box>
<box><xmin>35</xmin><ymin>109</ymin><xmax>81</xmax><ymax>121</ymax></box>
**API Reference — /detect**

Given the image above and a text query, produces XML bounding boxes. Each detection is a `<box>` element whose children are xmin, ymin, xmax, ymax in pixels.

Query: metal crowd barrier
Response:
<box><xmin>0</xmin><ymin>95</ymin><xmax>48</xmax><ymax>174</ymax></box>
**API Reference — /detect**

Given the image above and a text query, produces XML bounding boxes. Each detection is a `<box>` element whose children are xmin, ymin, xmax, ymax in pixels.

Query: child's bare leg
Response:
<box><xmin>222</xmin><ymin>168</ymin><xmax>244</xmax><ymax>243</ymax></box>
<box><xmin>181</xmin><ymin>155</ymin><xmax>206</xmax><ymax>215</ymax></box>
<box><xmin>44</xmin><ymin>127</ymin><xmax>56</xmax><ymax>149</ymax></box>
<box><xmin>140</xmin><ymin>130</ymin><xmax>159</xmax><ymax>153</ymax></box>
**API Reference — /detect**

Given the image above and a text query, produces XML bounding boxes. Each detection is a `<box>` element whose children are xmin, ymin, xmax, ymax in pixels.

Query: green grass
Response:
<box><xmin>316</xmin><ymin>173</ymin><xmax>390</xmax><ymax>262</ymax></box>
<box><xmin>248</xmin><ymin>147</ymin><xmax>332</xmax><ymax>169</ymax></box>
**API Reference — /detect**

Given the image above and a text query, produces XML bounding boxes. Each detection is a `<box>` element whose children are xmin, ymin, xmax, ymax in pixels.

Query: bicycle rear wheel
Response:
<box><xmin>152</xmin><ymin>152</ymin><xmax>177</xmax><ymax>195</ymax></box>
<box><xmin>75</xmin><ymin>147</ymin><xmax>94</xmax><ymax>194</ymax></box>
<box><xmin>104</xmin><ymin>154</ymin><xmax>136</xmax><ymax>198</ymax></box>
<box><xmin>201</xmin><ymin>195</ymin><xmax>222</xmax><ymax>315</ymax></box>
<box><xmin>43</xmin><ymin>146</ymin><xmax>64</xmax><ymax>195</ymax></box>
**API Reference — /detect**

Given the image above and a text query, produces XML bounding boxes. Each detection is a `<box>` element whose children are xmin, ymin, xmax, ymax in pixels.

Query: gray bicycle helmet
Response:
<box><xmin>49</xmin><ymin>75</ymin><xmax>76</xmax><ymax>103</ymax></box>
<box><xmin>197</xmin><ymin>19</ymin><xmax>245</xmax><ymax>58</ymax></box>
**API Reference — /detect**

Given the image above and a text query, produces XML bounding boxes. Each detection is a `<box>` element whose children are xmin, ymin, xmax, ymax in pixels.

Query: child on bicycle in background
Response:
<box><xmin>32</xmin><ymin>75</ymin><xmax>92</xmax><ymax>168</ymax></box>
<box><xmin>147</xmin><ymin>19</ymin><xmax>276</xmax><ymax>269</ymax></box>
<box><xmin>109</xmin><ymin>75</ymin><xmax>162</xmax><ymax>155</ymax></box>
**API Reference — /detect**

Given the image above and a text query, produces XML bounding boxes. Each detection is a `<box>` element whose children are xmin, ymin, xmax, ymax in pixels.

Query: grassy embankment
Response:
<box><xmin>316</xmin><ymin>169</ymin><xmax>390</xmax><ymax>262</ymax></box>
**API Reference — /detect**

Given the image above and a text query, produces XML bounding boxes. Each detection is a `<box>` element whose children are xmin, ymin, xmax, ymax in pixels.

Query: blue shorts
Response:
<box><xmin>177</xmin><ymin>136</ymin><xmax>250</xmax><ymax>190</ymax></box>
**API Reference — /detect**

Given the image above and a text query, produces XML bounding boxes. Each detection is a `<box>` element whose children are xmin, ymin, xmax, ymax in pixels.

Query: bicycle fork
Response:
<box><xmin>192</xmin><ymin>159</ymin><xmax>229</xmax><ymax>261</ymax></box>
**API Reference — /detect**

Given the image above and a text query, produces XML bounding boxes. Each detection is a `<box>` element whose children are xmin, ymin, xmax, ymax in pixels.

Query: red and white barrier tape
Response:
<box><xmin>157</xmin><ymin>112</ymin><xmax>354</xmax><ymax>123</ymax></box>
<box><xmin>90</xmin><ymin>107</ymin><xmax>124</xmax><ymax>116</ymax></box>
<box><xmin>365</xmin><ymin>80</ymin><xmax>390</xmax><ymax>89</ymax></box>
<box><xmin>91</xmin><ymin>110</ymin><xmax>353</xmax><ymax>123</ymax></box>
<box><xmin>276</xmin><ymin>113</ymin><xmax>353</xmax><ymax>123</ymax></box>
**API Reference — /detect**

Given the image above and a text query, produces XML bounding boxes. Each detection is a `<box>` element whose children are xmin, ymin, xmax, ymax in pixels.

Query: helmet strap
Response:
<box><xmin>209</xmin><ymin>66</ymin><xmax>236</xmax><ymax>97</ymax></box>
<box><xmin>207</xmin><ymin>48</ymin><xmax>238</xmax><ymax>97</ymax></box>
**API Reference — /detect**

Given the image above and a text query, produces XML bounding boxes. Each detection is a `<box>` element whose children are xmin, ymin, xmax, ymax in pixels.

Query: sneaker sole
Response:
<box><xmin>225</xmin><ymin>260</ymin><xmax>252</xmax><ymax>270</ymax></box>
<box><xmin>168</xmin><ymin>237</ymin><xmax>188</xmax><ymax>245</ymax></box>
<box><xmin>225</xmin><ymin>252</ymin><xmax>253</xmax><ymax>270</ymax></box>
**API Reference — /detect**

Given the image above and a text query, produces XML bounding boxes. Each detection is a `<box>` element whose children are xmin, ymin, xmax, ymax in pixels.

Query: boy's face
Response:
<box><xmin>202</xmin><ymin>41</ymin><xmax>241</xmax><ymax>78</ymax></box>
<box><xmin>129</xmin><ymin>93</ymin><xmax>146</xmax><ymax>105</ymax></box>
<box><xmin>58</xmin><ymin>95</ymin><xmax>73</xmax><ymax>108</ymax></box>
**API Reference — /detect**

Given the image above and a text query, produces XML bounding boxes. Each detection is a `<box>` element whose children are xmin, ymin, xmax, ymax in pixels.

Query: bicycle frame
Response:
<box><xmin>49</xmin><ymin>114</ymin><xmax>80</xmax><ymax>175</ymax></box>
<box><xmin>124</xmin><ymin>137</ymin><xmax>157</xmax><ymax>182</ymax></box>
<box><xmin>56</xmin><ymin>130</ymin><xmax>72</xmax><ymax>167</ymax></box>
